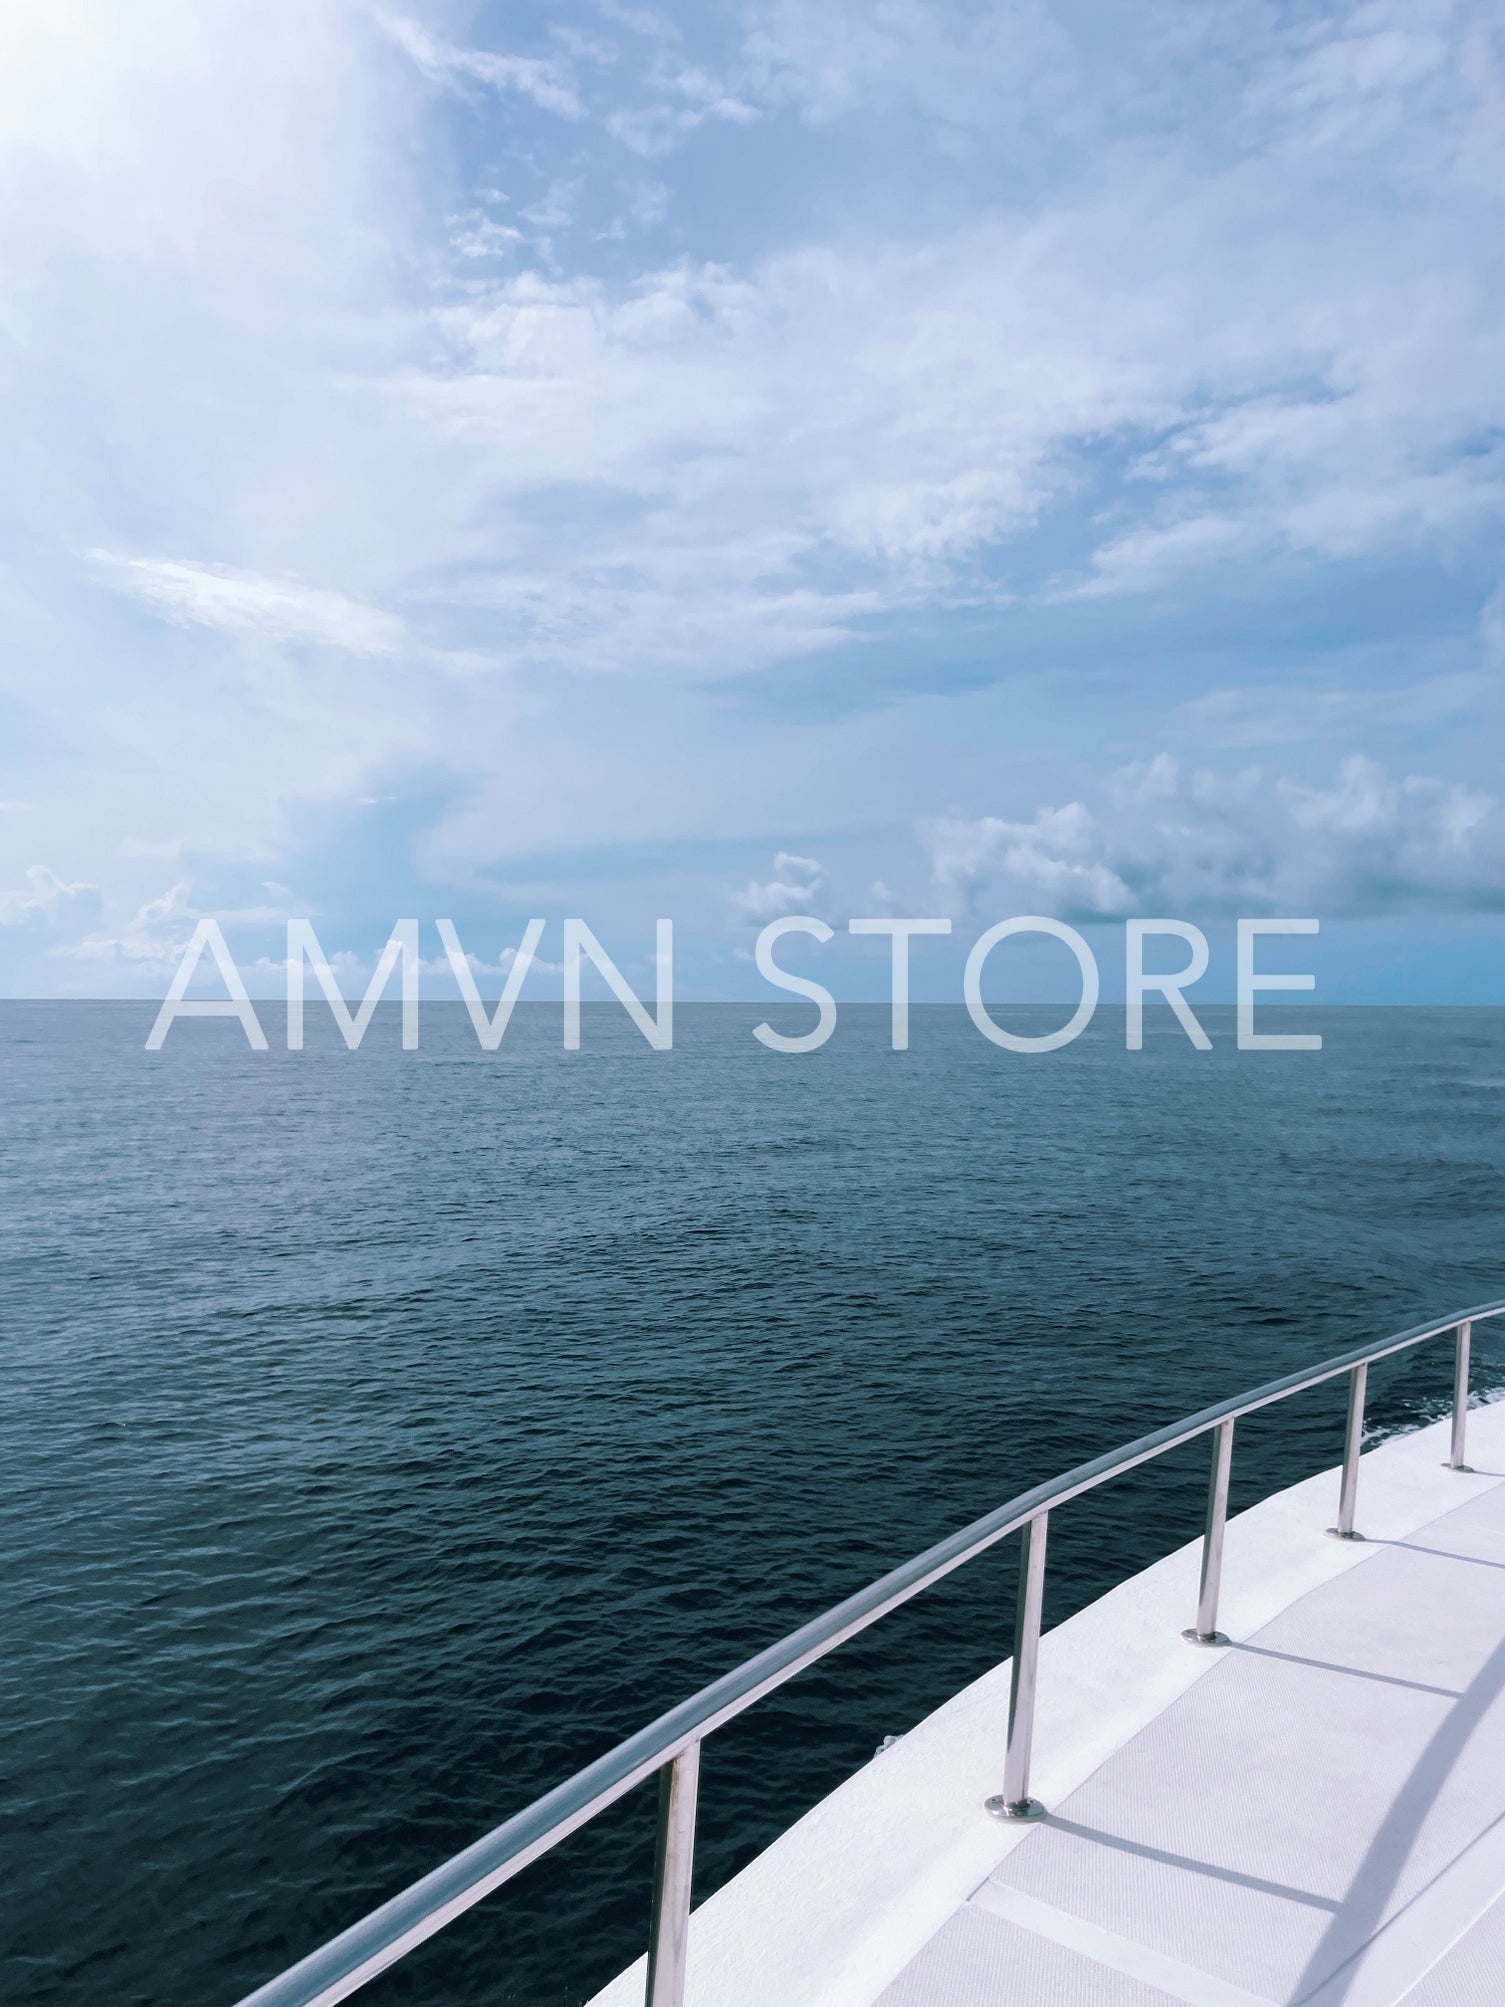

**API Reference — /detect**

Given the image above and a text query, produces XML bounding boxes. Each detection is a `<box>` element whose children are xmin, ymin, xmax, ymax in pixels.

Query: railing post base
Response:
<box><xmin>1325</xmin><ymin>1527</ymin><xmax>1365</xmax><ymax>1542</ymax></box>
<box><xmin>1180</xmin><ymin>1626</ymin><xmax>1231</xmax><ymax>1647</ymax></box>
<box><xmin>985</xmin><ymin>1795</ymin><xmax>1046</xmax><ymax>1821</ymax></box>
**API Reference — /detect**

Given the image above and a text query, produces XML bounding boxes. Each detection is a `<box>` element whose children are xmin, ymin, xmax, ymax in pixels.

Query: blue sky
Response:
<box><xmin>1</xmin><ymin>0</ymin><xmax>1503</xmax><ymax>1002</ymax></box>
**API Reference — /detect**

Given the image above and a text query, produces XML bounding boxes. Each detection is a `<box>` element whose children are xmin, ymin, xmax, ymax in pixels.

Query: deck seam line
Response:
<box><xmin>968</xmin><ymin>1879</ymin><xmax>1277</xmax><ymax>2007</ymax></box>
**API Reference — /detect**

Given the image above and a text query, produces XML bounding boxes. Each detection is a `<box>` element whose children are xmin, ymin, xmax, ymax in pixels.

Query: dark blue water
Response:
<box><xmin>3</xmin><ymin>1003</ymin><xmax>1503</xmax><ymax>2006</ymax></box>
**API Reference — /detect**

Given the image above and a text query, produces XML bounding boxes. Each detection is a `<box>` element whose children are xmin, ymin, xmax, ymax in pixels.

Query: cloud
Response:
<box><xmin>416</xmin><ymin>945</ymin><xmax>565</xmax><ymax>980</ymax></box>
<box><xmin>730</xmin><ymin>850</ymin><xmax>830</xmax><ymax>923</ymax></box>
<box><xmin>385</xmin><ymin>22</ymin><xmax>1505</xmax><ymax>670</ymax></box>
<box><xmin>1170</xmin><ymin>672</ymin><xmax>1494</xmax><ymax>750</ymax></box>
<box><xmin>925</xmin><ymin>803</ymin><xmax>1136</xmax><ymax>918</ymax></box>
<box><xmin>924</xmin><ymin>754</ymin><xmax>1505</xmax><ymax>920</ymax></box>
<box><xmin>379</xmin><ymin>14</ymin><xmax>584</xmax><ymax>119</ymax></box>
<box><xmin>240</xmin><ymin>943</ymin><xmax>567</xmax><ymax>989</ymax></box>
<box><xmin>62</xmin><ymin>880</ymin><xmax>198</xmax><ymax>969</ymax></box>
<box><xmin>2</xmin><ymin>0</ymin><xmax>1505</xmax><ymax>994</ymax></box>
<box><xmin>18</xmin><ymin>4</ymin><xmax>1505</xmax><ymax>700</ymax></box>
<box><xmin>0</xmin><ymin>864</ymin><xmax>101</xmax><ymax>933</ymax></box>
<box><xmin>605</xmin><ymin>66</ymin><xmax>759</xmax><ymax>157</ymax></box>
<box><xmin>379</xmin><ymin>10</ymin><xmax>756</xmax><ymax>154</ymax></box>
<box><xmin>739</xmin><ymin>0</ymin><xmax>1075</xmax><ymax>128</ymax></box>
<box><xmin>91</xmin><ymin>555</ymin><xmax>407</xmax><ymax>655</ymax></box>
<box><xmin>63</xmin><ymin>881</ymin><xmax>310</xmax><ymax>973</ymax></box>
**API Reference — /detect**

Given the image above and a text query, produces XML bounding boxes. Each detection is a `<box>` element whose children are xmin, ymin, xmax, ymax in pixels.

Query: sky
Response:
<box><xmin>1</xmin><ymin>0</ymin><xmax>1504</xmax><ymax>1006</ymax></box>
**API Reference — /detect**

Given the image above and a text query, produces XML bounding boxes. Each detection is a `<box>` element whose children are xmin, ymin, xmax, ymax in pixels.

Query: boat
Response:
<box><xmin>236</xmin><ymin>1300</ymin><xmax>1505</xmax><ymax>2006</ymax></box>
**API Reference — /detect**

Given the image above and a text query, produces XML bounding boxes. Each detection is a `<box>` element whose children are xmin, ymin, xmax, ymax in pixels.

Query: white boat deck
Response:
<box><xmin>589</xmin><ymin>1399</ymin><xmax>1505</xmax><ymax>2007</ymax></box>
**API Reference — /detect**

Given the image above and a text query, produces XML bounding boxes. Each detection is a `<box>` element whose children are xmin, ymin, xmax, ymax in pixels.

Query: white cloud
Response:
<box><xmin>14</xmin><ymin>3</ymin><xmax>1505</xmax><ymax>700</ymax></box>
<box><xmin>91</xmin><ymin>555</ymin><xmax>407</xmax><ymax>655</ymax></box>
<box><xmin>1171</xmin><ymin>672</ymin><xmax>1494</xmax><ymax>750</ymax></box>
<box><xmin>449</xmin><ymin>213</ymin><xmax>526</xmax><ymax>262</ymax></box>
<box><xmin>2</xmin><ymin>0</ymin><xmax>1505</xmax><ymax>992</ymax></box>
<box><xmin>730</xmin><ymin>850</ymin><xmax>830</xmax><ymax>923</ymax></box>
<box><xmin>926</xmin><ymin>802</ymin><xmax>1135</xmax><ymax>918</ymax></box>
<box><xmin>390</xmin><ymin>56</ymin><xmax>1505</xmax><ymax>661</ymax></box>
<box><xmin>414</xmin><ymin>944</ymin><xmax>564</xmax><ymax>980</ymax></box>
<box><xmin>379</xmin><ymin>14</ymin><xmax>584</xmax><ymax>119</ymax></box>
<box><xmin>924</xmin><ymin>754</ymin><xmax>1505</xmax><ymax>919</ymax></box>
<box><xmin>61</xmin><ymin>881</ymin><xmax>308</xmax><ymax>972</ymax></box>
<box><xmin>0</xmin><ymin>864</ymin><xmax>100</xmax><ymax>931</ymax></box>
<box><xmin>379</xmin><ymin>10</ymin><xmax>756</xmax><ymax>154</ymax></box>
<box><xmin>605</xmin><ymin>69</ymin><xmax>759</xmax><ymax>157</ymax></box>
<box><xmin>740</xmin><ymin>0</ymin><xmax>1075</xmax><ymax>128</ymax></box>
<box><xmin>1239</xmin><ymin>10</ymin><xmax>1452</xmax><ymax>155</ymax></box>
<box><xmin>63</xmin><ymin>879</ymin><xmax>198</xmax><ymax>969</ymax></box>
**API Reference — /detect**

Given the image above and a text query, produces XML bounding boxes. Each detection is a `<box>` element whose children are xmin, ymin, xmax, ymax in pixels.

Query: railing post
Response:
<box><xmin>1183</xmin><ymin>1418</ymin><xmax>1234</xmax><ymax>1646</ymax></box>
<box><xmin>1326</xmin><ymin>1362</ymin><xmax>1367</xmax><ymax>1540</ymax></box>
<box><xmin>986</xmin><ymin>1511</ymin><xmax>1049</xmax><ymax>1821</ymax></box>
<box><xmin>646</xmin><ymin>1741</ymin><xmax>700</xmax><ymax>2007</ymax></box>
<box><xmin>1445</xmin><ymin>1321</ymin><xmax>1474</xmax><ymax>1472</ymax></box>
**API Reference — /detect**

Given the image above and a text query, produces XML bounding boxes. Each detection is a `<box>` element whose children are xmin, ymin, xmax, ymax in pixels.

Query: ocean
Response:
<box><xmin>3</xmin><ymin>1002</ymin><xmax>1503</xmax><ymax>2005</ymax></box>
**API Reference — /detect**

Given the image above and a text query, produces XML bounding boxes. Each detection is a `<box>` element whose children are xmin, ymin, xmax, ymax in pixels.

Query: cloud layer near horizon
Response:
<box><xmin>924</xmin><ymin>754</ymin><xmax>1505</xmax><ymax>921</ymax></box>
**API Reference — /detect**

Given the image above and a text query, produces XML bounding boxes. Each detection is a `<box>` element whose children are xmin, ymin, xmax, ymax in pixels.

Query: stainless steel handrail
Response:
<box><xmin>234</xmin><ymin>1298</ymin><xmax>1505</xmax><ymax>2007</ymax></box>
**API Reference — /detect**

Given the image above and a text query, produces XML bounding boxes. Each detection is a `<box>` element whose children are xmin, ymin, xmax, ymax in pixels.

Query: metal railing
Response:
<box><xmin>235</xmin><ymin>1298</ymin><xmax>1505</xmax><ymax>2007</ymax></box>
